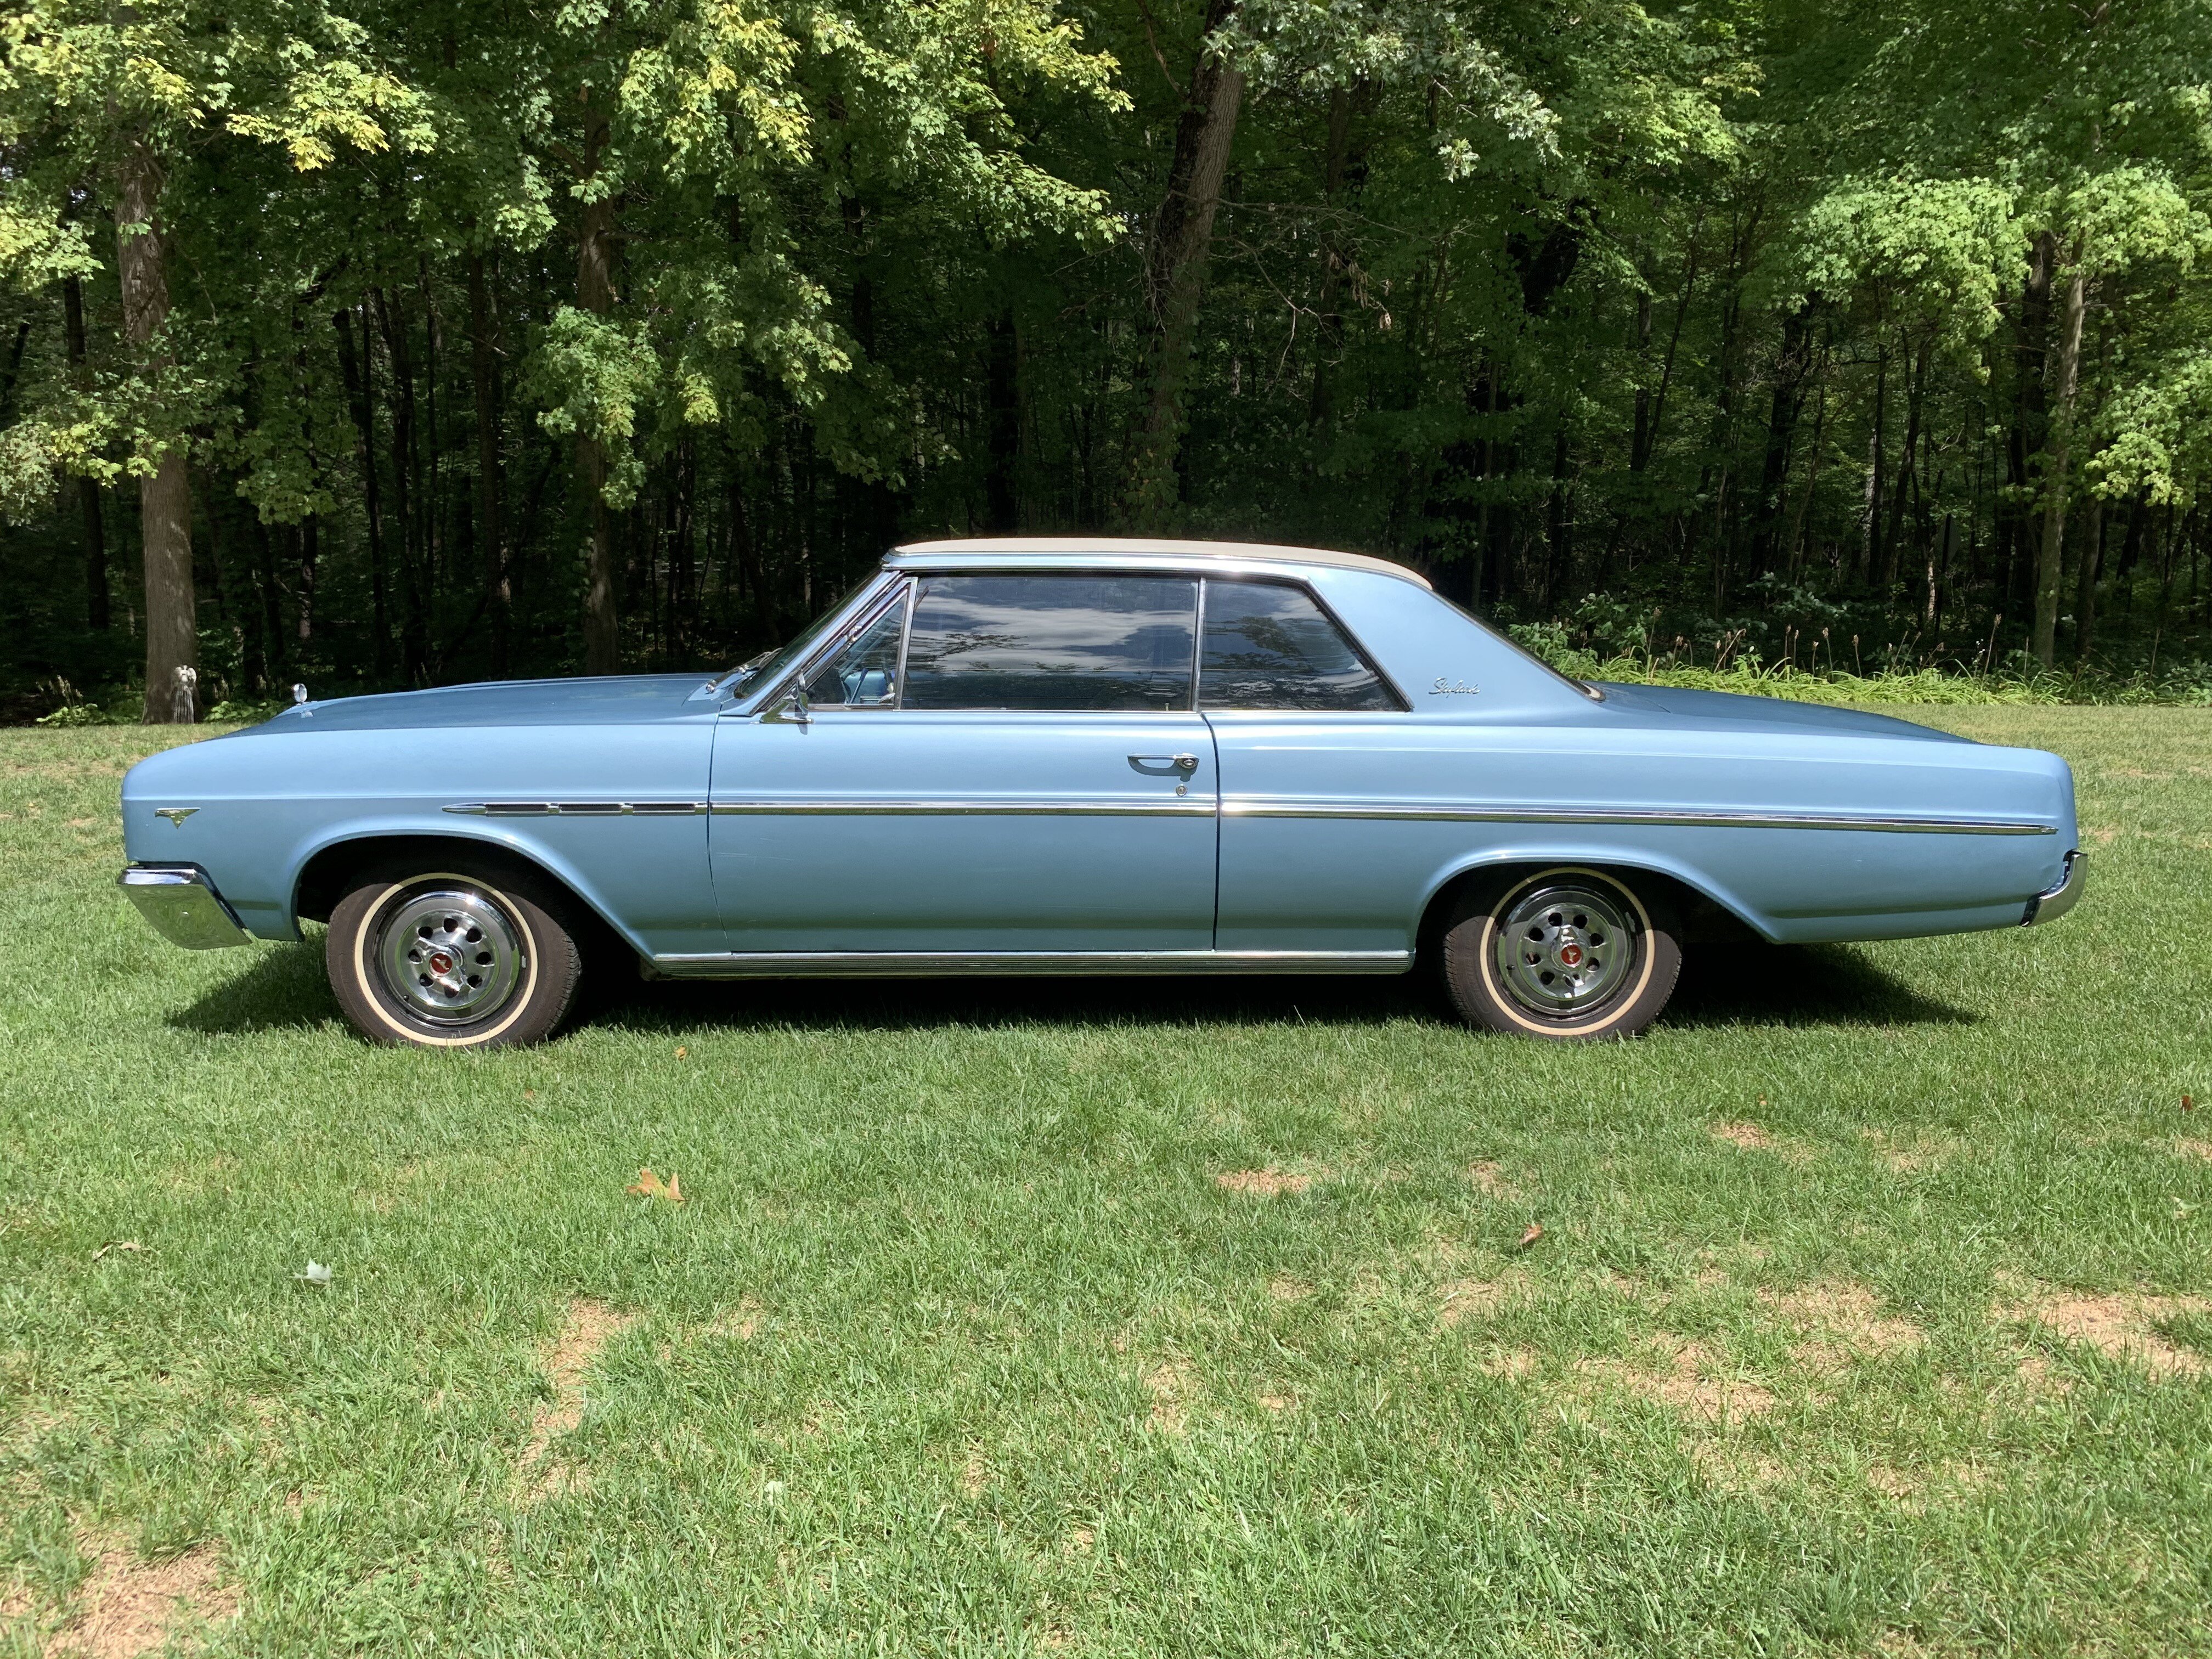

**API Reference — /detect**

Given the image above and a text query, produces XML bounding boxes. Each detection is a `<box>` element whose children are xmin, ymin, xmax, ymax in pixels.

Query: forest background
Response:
<box><xmin>4</xmin><ymin>0</ymin><xmax>2212</xmax><ymax>724</ymax></box>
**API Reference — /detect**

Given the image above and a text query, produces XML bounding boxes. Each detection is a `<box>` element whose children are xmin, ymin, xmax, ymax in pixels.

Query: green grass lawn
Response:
<box><xmin>4</xmin><ymin>709</ymin><xmax>2210</xmax><ymax>1657</ymax></box>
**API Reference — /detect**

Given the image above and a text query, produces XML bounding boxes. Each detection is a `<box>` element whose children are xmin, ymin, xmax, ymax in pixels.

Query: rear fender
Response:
<box><xmin>1417</xmin><ymin>844</ymin><xmax>1780</xmax><ymax>945</ymax></box>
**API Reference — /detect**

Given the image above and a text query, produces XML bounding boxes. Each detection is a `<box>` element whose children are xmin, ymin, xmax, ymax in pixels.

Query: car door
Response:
<box><xmin>1199</xmin><ymin>577</ymin><xmax>1426</xmax><ymax>955</ymax></box>
<box><xmin>707</xmin><ymin>572</ymin><xmax>1219</xmax><ymax>958</ymax></box>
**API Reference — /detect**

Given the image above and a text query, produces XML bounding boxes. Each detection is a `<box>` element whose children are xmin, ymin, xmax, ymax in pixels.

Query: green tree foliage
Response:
<box><xmin>3</xmin><ymin>0</ymin><xmax>2209</xmax><ymax>718</ymax></box>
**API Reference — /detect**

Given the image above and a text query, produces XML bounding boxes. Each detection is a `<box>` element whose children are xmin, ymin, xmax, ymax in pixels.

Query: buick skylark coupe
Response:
<box><xmin>119</xmin><ymin>538</ymin><xmax>2085</xmax><ymax>1047</ymax></box>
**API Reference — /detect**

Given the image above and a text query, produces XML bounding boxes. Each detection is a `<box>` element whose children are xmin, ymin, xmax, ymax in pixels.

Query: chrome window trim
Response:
<box><xmin>1218</xmin><ymin>800</ymin><xmax>2056</xmax><ymax>834</ymax></box>
<box><xmin>733</xmin><ymin>569</ymin><xmax>907</xmax><ymax>716</ymax></box>
<box><xmin>1189</xmin><ymin>575</ymin><xmax>1207</xmax><ymax>710</ymax></box>
<box><xmin>444</xmin><ymin>801</ymin><xmax>708</xmax><ymax>816</ymax></box>
<box><xmin>898</xmin><ymin>569</ymin><xmax>1203</xmax><ymax>715</ymax></box>
<box><xmin>796</xmin><ymin>577</ymin><xmax>916</xmax><ymax>712</ymax></box>
<box><xmin>648</xmin><ymin>948</ymin><xmax>1412</xmax><ymax>979</ymax></box>
<box><xmin>893</xmin><ymin>577</ymin><xmax>917</xmax><ymax>708</ymax></box>
<box><xmin>1197</xmin><ymin>575</ymin><xmax>1409</xmax><ymax>713</ymax></box>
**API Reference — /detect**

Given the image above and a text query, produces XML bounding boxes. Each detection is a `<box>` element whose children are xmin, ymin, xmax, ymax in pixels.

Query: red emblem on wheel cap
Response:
<box><xmin>1558</xmin><ymin>943</ymin><xmax>1583</xmax><ymax>968</ymax></box>
<box><xmin>428</xmin><ymin>950</ymin><xmax>455</xmax><ymax>974</ymax></box>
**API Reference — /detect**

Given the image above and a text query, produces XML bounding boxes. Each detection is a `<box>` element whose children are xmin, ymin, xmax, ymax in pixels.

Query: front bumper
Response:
<box><xmin>2022</xmin><ymin>849</ymin><xmax>2087</xmax><ymax>927</ymax></box>
<box><xmin>119</xmin><ymin>865</ymin><xmax>251</xmax><ymax>949</ymax></box>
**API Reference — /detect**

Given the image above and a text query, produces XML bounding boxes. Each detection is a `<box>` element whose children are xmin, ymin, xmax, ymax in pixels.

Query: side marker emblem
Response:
<box><xmin>155</xmin><ymin>808</ymin><xmax>198</xmax><ymax>827</ymax></box>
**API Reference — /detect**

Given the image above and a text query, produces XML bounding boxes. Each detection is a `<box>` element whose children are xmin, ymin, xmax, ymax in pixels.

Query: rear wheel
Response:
<box><xmin>325</xmin><ymin>861</ymin><xmax>584</xmax><ymax>1048</ymax></box>
<box><xmin>1438</xmin><ymin>866</ymin><xmax>1680</xmax><ymax>1039</ymax></box>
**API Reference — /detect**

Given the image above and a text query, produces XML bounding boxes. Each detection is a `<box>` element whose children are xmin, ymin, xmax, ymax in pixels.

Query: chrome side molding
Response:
<box><xmin>1220</xmin><ymin>800</ymin><xmax>2057</xmax><ymax>835</ymax></box>
<box><xmin>118</xmin><ymin>865</ymin><xmax>251</xmax><ymax>950</ymax></box>
<box><xmin>2022</xmin><ymin>850</ymin><xmax>2087</xmax><ymax>926</ymax></box>
<box><xmin>650</xmin><ymin>948</ymin><xmax>1413</xmax><ymax>979</ymax></box>
<box><xmin>444</xmin><ymin>801</ymin><xmax>708</xmax><ymax>816</ymax></box>
<box><xmin>707</xmin><ymin>798</ymin><xmax>1215</xmax><ymax>817</ymax></box>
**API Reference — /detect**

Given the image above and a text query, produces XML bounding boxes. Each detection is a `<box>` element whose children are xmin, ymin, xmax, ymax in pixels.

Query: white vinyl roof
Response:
<box><xmin>889</xmin><ymin>536</ymin><xmax>1432</xmax><ymax>590</ymax></box>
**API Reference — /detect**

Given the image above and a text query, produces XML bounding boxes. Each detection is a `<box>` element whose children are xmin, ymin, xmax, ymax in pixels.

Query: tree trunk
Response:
<box><xmin>0</xmin><ymin>323</ymin><xmax>29</xmax><ymax>420</ymax></box>
<box><xmin>1881</xmin><ymin>335</ymin><xmax>1927</xmax><ymax>588</ymax></box>
<box><xmin>469</xmin><ymin>253</ymin><xmax>509</xmax><ymax>673</ymax></box>
<box><xmin>1861</xmin><ymin>346</ymin><xmax>1886</xmax><ymax>585</ymax></box>
<box><xmin>2032</xmin><ymin>261</ymin><xmax>2086</xmax><ymax>666</ymax></box>
<box><xmin>1635</xmin><ymin>221</ymin><xmax>1700</xmax><ymax>475</ymax></box>
<box><xmin>1543</xmin><ymin>425</ymin><xmax>1571</xmax><ymax>608</ymax></box>
<box><xmin>984</xmin><ymin>307</ymin><xmax>1020</xmax><ymax>531</ymax></box>
<box><xmin>578</xmin><ymin>96</ymin><xmax>622</xmax><ymax>673</ymax></box>
<box><xmin>1307</xmin><ymin>82</ymin><xmax>1364</xmax><ymax>430</ymax></box>
<box><xmin>63</xmin><ymin>274</ymin><xmax>110</xmax><ymax>631</ymax></box>
<box><xmin>1750</xmin><ymin>301</ymin><xmax>1813</xmax><ymax>576</ymax></box>
<box><xmin>117</xmin><ymin>141</ymin><xmax>196</xmax><ymax>722</ymax></box>
<box><xmin>331</xmin><ymin>305</ymin><xmax>391</xmax><ymax>675</ymax></box>
<box><xmin>2073</xmin><ymin>490</ymin><xmax>2103</xmax><ymax>662</ymax></box>
<box><xmin>374</xmin><ymin>287</ymin><xmax>428</xmax><ymax>681</ymax></box>
<box><xmin>2007</xmin><ymin>234</ymin><xmax>2054</xmax><ymax>619</ymax></box>
<box><xmin>1122</xmin><ymin>0</ymin><xmax>1244</xmax><ymax>528</ymax></box>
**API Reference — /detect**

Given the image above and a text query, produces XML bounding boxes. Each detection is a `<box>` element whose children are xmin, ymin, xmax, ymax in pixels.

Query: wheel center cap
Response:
<box><xmin>427</xmin><ymin>949</ymin><xmax>456</xmax><ymax>975</ymax></box>
<box><xmin>1556</xmin><ymin>941</ymin><xmax>1584</xmax><ymax>969</ymax></box>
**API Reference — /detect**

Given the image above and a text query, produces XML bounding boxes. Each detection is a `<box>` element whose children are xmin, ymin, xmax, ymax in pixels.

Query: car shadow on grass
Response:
<box><xmin>167</xmin><ymin>939</ymin><xmax>1972</xmax><ymax>1040</ymax></box>
<box><xmin>580</xmin><ymin>941</ymin><xmax>1974</xmax><ymax>1037</ymax></box>
<box><xmin>167</xmin><ymin>940</ymin><xmax>343</xmax><ymax>1035</ymax></box>
<box><xmin>1665</xmin><ymin>941</ymin><xmax>1976</xmax><ymax>1029</ymax></box>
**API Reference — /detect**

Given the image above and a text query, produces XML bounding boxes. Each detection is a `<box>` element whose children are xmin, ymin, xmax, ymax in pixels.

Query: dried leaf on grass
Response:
<box><xmin>89</xmin><ymin>1241</ymin><xmax>145</xmax><ymax>1261</ymax></box>
<box><xmin>625</xmin><ymin>1167</ymin><xmax>683</xmax><ymax>1204</ymax></box>
<box><xmin>1515</xmin><ymin>1223</ymin><xmax>1544</xmax><ymax>1251</ymax></box>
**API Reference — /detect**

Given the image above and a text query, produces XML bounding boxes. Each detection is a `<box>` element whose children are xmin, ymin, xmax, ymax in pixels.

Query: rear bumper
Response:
<box><xmin>2022</xmin><ymin>850</ymin><xmax>2087</xmax><ymax>927</ymax></box>
<box><xmin>119</xmin><ymin>865</ymin><xmax>251</xmax><ymax>949</ymax></box>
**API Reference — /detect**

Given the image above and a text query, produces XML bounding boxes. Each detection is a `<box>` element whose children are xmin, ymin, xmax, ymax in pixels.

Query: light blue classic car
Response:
<box><xmin>119</xmin><ymin>538</ymin><xmax>2085</xmax><ymax>1046</ymax></box>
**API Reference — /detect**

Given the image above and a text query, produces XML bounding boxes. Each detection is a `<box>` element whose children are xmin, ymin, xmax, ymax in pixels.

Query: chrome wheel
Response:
<box><xmin>375</xmin><ymin>887</ymin><xmax>524</xmax><ymax>1024</ymax></box>
<box><xmin>1491</xmin><ymin>881</ymin><xmax>1639</xmax><ymax>1017</ymax></box>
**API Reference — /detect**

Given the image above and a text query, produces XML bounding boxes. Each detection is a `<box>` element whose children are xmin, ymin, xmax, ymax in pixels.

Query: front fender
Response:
<box><xmin>279</xmin><ymin>815</ymin><xmax>659</xmax><ymax>957</ymax></box>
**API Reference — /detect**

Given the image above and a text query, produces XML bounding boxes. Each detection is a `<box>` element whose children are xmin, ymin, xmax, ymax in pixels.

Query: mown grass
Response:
<box><xmin>3</xmin><ymin>710</ymin><xmax>2209</xmax><ymax>1656</ymax></box>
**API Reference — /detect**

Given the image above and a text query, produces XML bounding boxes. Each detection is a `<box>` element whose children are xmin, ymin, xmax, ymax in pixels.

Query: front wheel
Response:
<box><xmin>1438</xmin><ymin>867</ymin><xmax>1681</xmax><ymax>1039</ymax></box>
<box><xmin>325</xmin><ymin>861</ymin><xmax>584</xmax><ymax>1048</ymax></box>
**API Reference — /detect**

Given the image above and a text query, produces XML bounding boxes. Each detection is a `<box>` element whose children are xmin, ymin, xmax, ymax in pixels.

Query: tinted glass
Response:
<box><xmin>1200</xmin><ymin>581</ymin><xmax>1397</xmax><ymax>710</ymax></box>
<box><xmin>903</xmin><ymin>575</ymin><xmax>1197</xmax><ymax>711</ymax></box>
<box><xmin>800</xmin><ymin>592</ymin><xmax>905</xmax><ymax>707</ymax></box>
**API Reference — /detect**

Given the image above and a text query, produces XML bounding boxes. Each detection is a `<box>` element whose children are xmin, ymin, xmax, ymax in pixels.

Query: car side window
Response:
<box><xmin>1199</xmin><ymin>580</ymin><xmax>1400</xmax><ymax>710</ymax></box>
<box><xmin>800</xmin><ymin>590</ymin><xmax>907</xmax><ymax>708</ymax></box>
<box><xmin>902</xmin><ymin>575</ymin><xmax>1198</xmax><ymax>711</ymax></box>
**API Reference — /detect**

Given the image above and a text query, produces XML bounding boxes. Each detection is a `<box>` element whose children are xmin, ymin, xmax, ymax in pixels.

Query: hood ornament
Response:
<box><xmin>155</xmin><ymin>808</ymin><xmax>198</xmax><ymax>827</ymax></box>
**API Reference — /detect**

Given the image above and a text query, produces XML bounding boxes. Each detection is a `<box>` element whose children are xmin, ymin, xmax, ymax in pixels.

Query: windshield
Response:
<box><xmin>709</xmin><ymin>574</ymin><xmax>882</xmax><ymax>698</ymax></box>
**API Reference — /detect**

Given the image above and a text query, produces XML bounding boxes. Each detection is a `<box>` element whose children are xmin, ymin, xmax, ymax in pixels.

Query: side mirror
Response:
<box><xmin>764</xmin><ymin>685</ymin><xmax>812</xmax><ymax>725</ymax></box>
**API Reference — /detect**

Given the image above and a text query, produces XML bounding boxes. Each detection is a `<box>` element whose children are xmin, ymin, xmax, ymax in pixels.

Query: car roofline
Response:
<box><xmin>887</xmin><ymin>537</ymin><xmax>1432</xmax><ymax>590</ymax></box>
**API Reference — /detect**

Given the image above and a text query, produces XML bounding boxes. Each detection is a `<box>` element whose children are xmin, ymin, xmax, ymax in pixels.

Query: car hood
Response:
<box><xmin>226</xmin><ymin>674</ymin><xmax>716</xmax><ymax>734</ymax></box>
<box><xmin>1585</xmin><ymin>681</ymin><xmax>1971</xmax><ymax>743</ymax></box>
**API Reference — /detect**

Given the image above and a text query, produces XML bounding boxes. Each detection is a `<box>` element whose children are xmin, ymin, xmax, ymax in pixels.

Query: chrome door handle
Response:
<box><xmin>1130</xmin><ymin>753</ymin><xmax>1200</xmax><ymax>776</ymax></box>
